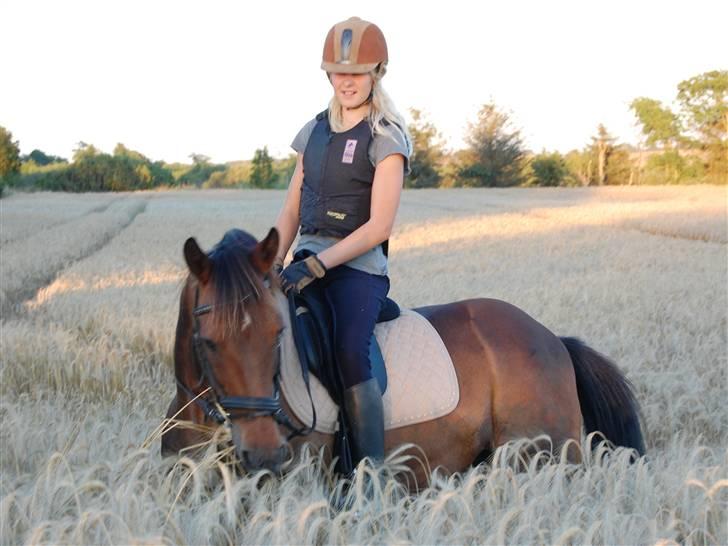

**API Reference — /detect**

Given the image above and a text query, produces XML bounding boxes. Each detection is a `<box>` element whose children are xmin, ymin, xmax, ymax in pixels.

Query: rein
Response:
<box><xmin>176</xmin><ymin>280</ymin><xmax>315</xmax><ymax>439</ymax></box>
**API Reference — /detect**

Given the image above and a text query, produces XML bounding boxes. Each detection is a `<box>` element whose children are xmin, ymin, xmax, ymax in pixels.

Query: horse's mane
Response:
<box><xmin>205</xmin><ymin>229</ymin><xmax>265</xmax><ymax>336</ymax></box>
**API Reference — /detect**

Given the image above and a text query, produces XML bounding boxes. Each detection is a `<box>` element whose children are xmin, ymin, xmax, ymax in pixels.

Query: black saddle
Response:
<box><xmin>286</xmin><ymin>256</ymin><xmax>400</xmax><ymax>405</ymax></box>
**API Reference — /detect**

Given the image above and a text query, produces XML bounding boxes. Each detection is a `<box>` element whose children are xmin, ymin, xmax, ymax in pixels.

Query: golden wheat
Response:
<box><xmin>0</xmin><ymin>186</ymin><xmax>726</xmax><ymax>545</ymax></box>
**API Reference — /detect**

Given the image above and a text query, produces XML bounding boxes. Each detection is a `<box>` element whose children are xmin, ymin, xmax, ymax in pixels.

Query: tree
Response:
<box><xmin>604</xmin><ymin>146</ymin><xmax>634</xmax><ymax>185</ymax></box>
<box><xmin>459</xmin><ymin>102</ymin><xmax>525</xmax><ymax>187</ymax></box>
<box><xmin>527</xmin><ymin>152</ymin><xmax>569</xmax><ymax>186</ymax></box>
<box><xmin>630</xmin><ymin>98</ymin><xmax>682</xmax><ymax>148</ymax></box>
<box><xmin>178</xmin><ymin>152</ymin><xmax>224</xmax><ymax>187</ymax></box>
<box><xmin>114</xmin><ymin>143</ymin><xmax>148</xmax><ymax>162</ymax></box>
<box><xmin>273</xmin><ymin>154</ymin><xmax>297</xmax><ymax>188</ymax></box>
<box><xmin>407</xmin><ymin>108</ymin><xmax>445</xmax><ymax>188</ymax></box>
<box><xmin>249</xmin><ymin>146</ymin><xmax>276</xmax><ymax>188</ymax></box>
<box><xmin>189</xmin><ymin>153</ymin><xmax>211</xmax><ymax>166</ymax></box>
<box><xmin>72</xmin><ymin>141</ymin><xmax>99</xmax><ymax>162</ymax></box>
<box><xmin>24</xmin><ymin>149</ymin><xmax>66</xmax><ymax>166</ymax></box>
<box><xmin>677</xmin><ymin>70</ymin><xmax>727</xmax><ymax>183</ymax></box>
<box><xmin>589</xmin><ymin>124</ymin><xmax>616</xmax><ymax>185</ymax></box>
<box><xmin>0</xmin><ymin>126</ymin><xmax>22</xmax><ymax>182</ymax></box>
<box><xmin>564</xmin><ymin>149</ymin><xmax>592</xmax><ymax>186</ymax></box>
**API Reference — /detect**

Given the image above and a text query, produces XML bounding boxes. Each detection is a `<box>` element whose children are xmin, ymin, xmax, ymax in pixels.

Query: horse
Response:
<box><xmin>161</xmin><ymin>228</ymin><xmax>645</xmax><ymax>488</ymax></box>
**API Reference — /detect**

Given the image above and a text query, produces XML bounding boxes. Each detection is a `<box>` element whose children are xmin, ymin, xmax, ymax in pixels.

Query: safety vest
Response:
<box><xmin>300</xmin><ymin>110</ymin><xmax>376</xmax><ymax>240</ymax></box>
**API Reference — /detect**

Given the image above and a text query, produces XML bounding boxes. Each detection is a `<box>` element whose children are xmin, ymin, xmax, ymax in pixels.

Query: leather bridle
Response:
<box><xmin>176</xmin><ymin>281</ymin><xmax>314</xmax><ymax>439</ymax></box>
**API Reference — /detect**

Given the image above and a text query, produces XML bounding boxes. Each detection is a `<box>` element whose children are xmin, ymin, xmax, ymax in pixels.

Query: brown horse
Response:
<box><xmin>162</xmin><ymin>228</ymin><xmax>645</xmax><ymax>487</ymax></box>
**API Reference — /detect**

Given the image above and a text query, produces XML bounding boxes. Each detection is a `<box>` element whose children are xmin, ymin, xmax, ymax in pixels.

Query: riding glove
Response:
<box><xmin>280</xmin><ymin>255</ymin><xmax>327</xmax><ymax>294</ymax></box>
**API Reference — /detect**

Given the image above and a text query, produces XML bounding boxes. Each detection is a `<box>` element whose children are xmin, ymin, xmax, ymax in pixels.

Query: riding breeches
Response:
<box><xmin>318</xmin><ymin>264</ymin><xmax>390</xmax><ymax>389</ymax></box>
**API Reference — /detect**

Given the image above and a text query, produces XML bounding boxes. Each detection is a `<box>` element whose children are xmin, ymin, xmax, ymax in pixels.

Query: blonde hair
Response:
<box><xmin>327</xmin><ymin>68</ymin><xmax>412</xmax><ymax>156</ymax></box>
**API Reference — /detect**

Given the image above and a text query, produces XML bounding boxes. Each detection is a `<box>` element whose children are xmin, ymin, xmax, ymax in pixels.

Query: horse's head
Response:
<box><xmin>179</xmin><ymin>227</ymin><xmax>288</xmax><ymax>473</ymax></box>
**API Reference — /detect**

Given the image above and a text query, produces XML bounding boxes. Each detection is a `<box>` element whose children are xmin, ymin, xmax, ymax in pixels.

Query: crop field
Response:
<box><xmin>1</xmin><ymin>186</ymin><xmax>726</xmax><ymax>545</ymax></box>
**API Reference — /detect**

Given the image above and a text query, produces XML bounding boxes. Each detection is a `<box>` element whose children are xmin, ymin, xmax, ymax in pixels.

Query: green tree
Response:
<box><xmin>630</xmin><ymin>97</ymin><xmax>684</xmax><ymax>183</ymax></box>
<box><xmin>178</xmin><ymin>153</ymin><xmax>224</xmax><ymax>187</ymax></box>
<box><xmin>189</xmin><ymin>153</ymin><xmax>211</xmax><ymax>166</ymax></box>
<box><xmin>0</xmin><ymin>126</ymin><xmax>22</xmax><ymax>183</ymax></box>
<box><xmin>564</xmin><ymin>149</ymin><xmax>592</xmax><ymax>186</ymax></box>
<box><xmin>24</xmin><ymin>149</ymin><xmax>67</xmax><ymax>166</ymax></box>
<box><xmin>249</xmin><ymin>146</ymin><xmax>276</xmax><ymax>188</ymax></box>
<box><xmin>527</xmin><ymin>151</ymin><xmax>569</xmax><ymax>186</ymax></box>
<box><xmin>604</xmin><ymin>146</ymin><xmax>634</xmax><ymax>185</ymax></box>
<box><xmin>677</xmin><ymin>70</ymin><xmax>727</xmax><ymax>183</ymax></box>
<box><xmin>630</xmin><ymin>97</ymin><xmax>682</xmax><ymax>148</ymax></box>
<box><xmin>407</xmin><ymin>108</ymin><xmax>445</xmax><ymax>188</ymax></box>
<box><xmin>589</xmin><ymin>124</ymin><xmax>616</xmax><ymax>186</ymax></box>
<box><xmin>72</xmin><ymin>141</ymin><xmax>99</xmax><ymax>162</ymax></box>
<box><xmin>459</xmin><ymin>102</ymin><xmax>525</xmax><ymax>187</ymax></box>
<box><xmin>273</xmin><ymin>154</ymin><xmax>297</xmax><ymax>188</ymax></box>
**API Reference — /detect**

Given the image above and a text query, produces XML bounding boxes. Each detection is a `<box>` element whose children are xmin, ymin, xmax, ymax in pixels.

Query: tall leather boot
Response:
<box><xmin>343</xmin><ymin>377</ymin><xmax>385</xmax><ymax>466</ymax></box>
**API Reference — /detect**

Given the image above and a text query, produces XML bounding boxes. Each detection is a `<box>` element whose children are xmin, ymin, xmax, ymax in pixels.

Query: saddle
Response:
<box><xmin>287</xmin><ymin>278</ymin><xmax>399</xmax><ymax>404</ymax></box>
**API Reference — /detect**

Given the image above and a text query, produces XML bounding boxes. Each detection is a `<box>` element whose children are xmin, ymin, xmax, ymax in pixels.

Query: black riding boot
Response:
<box><xmin>343</xmin><ymin>378</ymin><xmax>384</xmax><ymax>466</ymax></box>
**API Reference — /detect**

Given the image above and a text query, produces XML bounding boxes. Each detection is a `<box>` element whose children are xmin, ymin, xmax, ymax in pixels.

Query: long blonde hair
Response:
<box><xmin>327</xmin><ymin>68</ymin><xmax>412</xmax><ymax>155</ymax></box>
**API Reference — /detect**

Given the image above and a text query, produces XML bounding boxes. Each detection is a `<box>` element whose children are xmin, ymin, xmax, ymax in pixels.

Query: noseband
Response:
<box><xmin>176</xmin><ymin>281</ymin><xmax>312</xmax><ymax>439</ymax></box>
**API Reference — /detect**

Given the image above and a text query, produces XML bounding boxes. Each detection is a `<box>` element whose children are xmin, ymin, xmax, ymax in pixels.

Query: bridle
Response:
<box><xmin>176</xmin><ymin>279</ymin><xmax>314</xmax><ymax>439</ymax></box>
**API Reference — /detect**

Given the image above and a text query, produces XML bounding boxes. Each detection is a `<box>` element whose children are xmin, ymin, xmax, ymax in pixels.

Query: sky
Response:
<box><xmin>1</xmin><ymin>0</ymin><xmax>726</xmax><ymax>164</ymax></box>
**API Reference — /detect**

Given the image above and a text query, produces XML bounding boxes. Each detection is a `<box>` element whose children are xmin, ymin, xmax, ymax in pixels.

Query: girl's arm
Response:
<box><xmin>273</xmin><ymin>153</ymin><xmax>304</xmax><ymax>265</ymax></box>
<box><xmin>317</xmin><ymin>153</ymin><xmax>404</xmax><ymax>269</ymax></box>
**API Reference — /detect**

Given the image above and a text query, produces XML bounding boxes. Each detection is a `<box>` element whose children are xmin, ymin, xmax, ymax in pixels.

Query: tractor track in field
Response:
<box><xmin>0</xmin><ymin>198</ymin><xmax>117</xmax><ymax>246</ymax></box>
<box><xmin>1</xmin><ymin>198</ymin><xmax>149</xmax><ymax>319</ymax></box>
<box><xmin>617</xmin><ymin>224</ymin><xmax>727</xmax><ymax>244</ymax></box>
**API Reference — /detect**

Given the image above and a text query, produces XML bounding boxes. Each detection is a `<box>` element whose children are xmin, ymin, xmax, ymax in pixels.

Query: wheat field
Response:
<box><xmin>1</xmin><ymin>186</ymin><xmax>726</xmax><ymax>545</ymax></box>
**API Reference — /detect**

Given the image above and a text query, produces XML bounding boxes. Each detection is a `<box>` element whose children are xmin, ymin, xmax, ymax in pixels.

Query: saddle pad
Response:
<box><xmin>277</xmin><ymin>293</ymin><xmax>460</xmax><ymax>433</ymax></box>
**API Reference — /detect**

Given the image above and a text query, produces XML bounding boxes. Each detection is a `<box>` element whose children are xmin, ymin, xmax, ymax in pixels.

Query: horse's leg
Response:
<box><xmin>457</xmin><ymin>299</ymin><xmax>583</xmax><ymax>460</ymax></box>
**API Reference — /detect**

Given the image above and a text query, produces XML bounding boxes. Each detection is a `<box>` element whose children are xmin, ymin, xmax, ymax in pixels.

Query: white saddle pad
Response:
<box><xmin>277</xmin><ymin>293</ymin><xmax>460</xmax><ymax>433</ymax></box>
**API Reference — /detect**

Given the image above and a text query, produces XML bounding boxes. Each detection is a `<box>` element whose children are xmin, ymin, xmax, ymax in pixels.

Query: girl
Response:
<box><xmin>274</xmin><ymin>16</ymin><xmax>411</xmax><ymax>468</ymax></box>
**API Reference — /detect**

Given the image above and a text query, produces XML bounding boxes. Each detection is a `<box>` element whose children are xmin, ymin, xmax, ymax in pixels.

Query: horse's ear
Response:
<box><xmin>184</xmin><ymin>237</ymin><xmax>211</xmax><ymax>284</ymax></box>
<box><xmin>251</xmin><ymin>228</ymin><xmax>279</xmax><ymax>274</ymax></box>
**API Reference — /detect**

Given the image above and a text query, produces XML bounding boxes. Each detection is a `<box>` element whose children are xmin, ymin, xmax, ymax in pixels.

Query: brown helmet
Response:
<box><xmin>321</xmin><ymin>17</ymin><xmax>388</xmax><ymax>74</ymax></box>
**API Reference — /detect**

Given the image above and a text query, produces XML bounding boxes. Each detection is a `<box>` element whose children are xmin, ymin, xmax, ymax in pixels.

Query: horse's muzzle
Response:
<box><xmin>238</xmin><ymin>445</ymin><xmax>289</xmax><ymax>474</ymax></box>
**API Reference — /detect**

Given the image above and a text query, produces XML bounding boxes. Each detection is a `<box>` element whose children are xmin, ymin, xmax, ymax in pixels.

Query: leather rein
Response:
<box><xmin>175</xmin><ymin>280</ymin><xmax>315</xmax><ymax>439</ymax></box>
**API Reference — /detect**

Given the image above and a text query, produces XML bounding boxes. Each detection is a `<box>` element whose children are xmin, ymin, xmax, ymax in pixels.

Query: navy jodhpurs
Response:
<box><xmin>294</xmin><ymin>252</ymin><xmax>390</xmax><ymax>389</ymax></box>
<box><xmin>322</xmin><ymin>265</ymin><xmax>389</xmax><ymax>388</ymax></box>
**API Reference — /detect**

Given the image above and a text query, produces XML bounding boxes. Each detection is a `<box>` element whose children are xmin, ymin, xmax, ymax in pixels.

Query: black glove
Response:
<box><xmin>280</xmin><ymin>255</ymin><xmax>327</xmax><ymax>294</ymax></box>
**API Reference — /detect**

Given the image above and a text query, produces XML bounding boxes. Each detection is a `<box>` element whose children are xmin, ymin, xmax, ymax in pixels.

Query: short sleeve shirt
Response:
<box><xmin>291</xmin><ymin>117</ymin><xmax>411</xmax><ymax>176</ymax></box>
<box><xmin>290</xmin><ymin>115</ymin><xmax>410</xmax><ymax>276</ymax></box>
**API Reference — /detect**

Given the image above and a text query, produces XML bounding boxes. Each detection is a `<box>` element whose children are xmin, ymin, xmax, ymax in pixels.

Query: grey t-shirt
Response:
<box><xmin>290</xmin><ymin>116</ymin><xmax>410</xmax><ymax>276</ymax></box>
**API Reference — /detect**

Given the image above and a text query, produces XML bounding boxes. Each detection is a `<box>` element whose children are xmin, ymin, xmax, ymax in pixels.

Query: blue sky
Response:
<box><xmin>1</xmin><ymin>0</ymin><xmax>725</xmax><ymax>163</ymax></box>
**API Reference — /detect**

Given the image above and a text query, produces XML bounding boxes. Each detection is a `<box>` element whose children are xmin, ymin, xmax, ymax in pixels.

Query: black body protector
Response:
<box><xmin>300</xmin><ymin>110</ymin><xmax>388</xmax><ymax>255</ymax></box>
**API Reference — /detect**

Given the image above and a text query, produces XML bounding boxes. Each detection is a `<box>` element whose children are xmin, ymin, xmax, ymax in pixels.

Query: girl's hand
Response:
<box><xmin>280</xmin><ymin>255</ymin><xmax>327</xmax><ymax>294</ymax></box>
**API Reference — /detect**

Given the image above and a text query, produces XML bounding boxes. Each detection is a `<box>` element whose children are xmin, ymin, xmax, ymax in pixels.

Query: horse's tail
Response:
<box><xmin>560</xmin><ymin>337</ymin><xmax>646</xmax><ymax>456</ymax></box>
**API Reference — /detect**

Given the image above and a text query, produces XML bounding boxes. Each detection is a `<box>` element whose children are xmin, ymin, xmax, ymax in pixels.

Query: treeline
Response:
<box><xmin>1</xmin><ymin>70</ymin><xmax>725</xmax><ymax>195</ymax></box>
<box><xmin>407</xmin><ymin>70</ymin><xmax>726</xmax><ymax>188</ymax></box>
<box><xmin>0</xmin><ymin>138</ymin><xmax>294</xmax><ymax>195</ymax></box>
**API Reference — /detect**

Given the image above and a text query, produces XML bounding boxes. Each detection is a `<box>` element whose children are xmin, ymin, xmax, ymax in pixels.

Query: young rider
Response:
<box><xmin>274</xmin><ymin>16</ymin><xmax>411</xmax><ymax>467</ymax></box>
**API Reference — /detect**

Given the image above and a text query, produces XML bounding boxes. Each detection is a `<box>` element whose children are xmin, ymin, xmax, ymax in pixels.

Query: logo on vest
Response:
<box><xmin>326</xmin><ymin>210</ymin><xmax>347</xmax><ymax>221</ymax></box>
<box><xmin>342</xmin><ymin>139</ymin><xmax>357</xmax><ymax>164</ymax></box>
